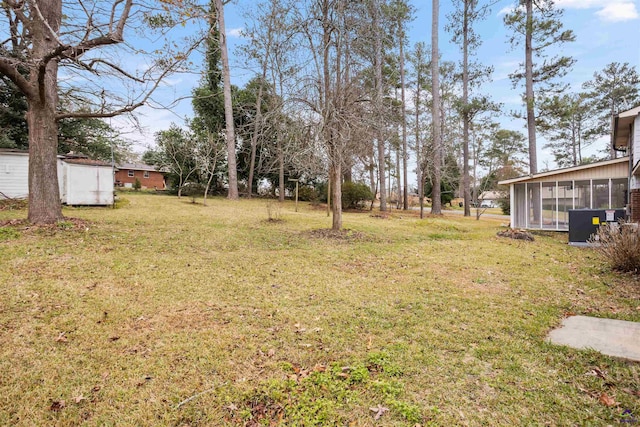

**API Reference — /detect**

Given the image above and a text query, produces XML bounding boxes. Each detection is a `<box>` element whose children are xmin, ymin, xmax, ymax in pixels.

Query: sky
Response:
<box><xmin>120</xmin><ymin>0</ymin><xmax>640</xmax><ymax>172</ymax></box>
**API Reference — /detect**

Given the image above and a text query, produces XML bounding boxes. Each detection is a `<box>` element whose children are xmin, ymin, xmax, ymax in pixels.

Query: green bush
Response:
<box><xmin>133</xmin><ymin>178</ymin><xmax>141</xmax><ymax>191</ymax></box>
<box><xmin>315</xmin><ymin>182</ymin><xmax>328</xmax><ymax>203</ymax></box>
<box><xmin>181</xmin><ymin>182</ymin><xmax>206</xmax><ymax>203</ymax></box>
<box><xmin>341</xmin><ymin>181</ymin><xmax>373</xmax><ymax>209</ymax></box>
<box><xmin>297</xmin><ymin>186</ymin><xmax>318</xmax><ymax>202</ymax></box>
<box><xmin>498</xmin><ymin>196</ymin><xmax>510</xmax><ymax>215</ymax></box>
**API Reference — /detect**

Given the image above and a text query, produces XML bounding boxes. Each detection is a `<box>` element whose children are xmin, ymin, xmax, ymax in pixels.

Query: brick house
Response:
<box><xmin>115</xmin><ymin>163</ymin><xmax>166</xmax><ymax>190</ymax></box>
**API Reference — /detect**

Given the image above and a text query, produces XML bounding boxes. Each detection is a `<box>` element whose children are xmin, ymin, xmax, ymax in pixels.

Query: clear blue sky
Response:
<box><xmin>125</xmin><ymin>0</ymin><xmax>640</xmax><ymax>170</ymax></box>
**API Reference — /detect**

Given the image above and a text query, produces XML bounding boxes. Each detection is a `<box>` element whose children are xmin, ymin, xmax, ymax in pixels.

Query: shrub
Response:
<box><xmin>297</xmin><ymin>186</ymin><xmax>318</xmax><ymax>202</ymax></box>
<box><xmin>590</xmin><ymin>221</ymin><xmax>640</xmax><ymax>273</ymax></box>
<box><xmin>341</xmin><ymin>181</ymin><xmax>373</xmax><ymax>209</ymax></box>
<box><xmin>498</xmin><ymin>196</ymin><xmax>510</xmax><ymax>215</ymax></box>
<box><xmin>133</xmin><ymin>178</ymin><xmax>141</xmax><ymax>191</ymax></box>
<box><xmin>181</xmin><ymin>182</ymin><xmax>206</xmax><ymax>203</ymax></box>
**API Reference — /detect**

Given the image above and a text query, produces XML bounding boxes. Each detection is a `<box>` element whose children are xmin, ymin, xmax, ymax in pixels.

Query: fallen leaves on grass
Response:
<box><xmin>0</xmin><ymin>198</ymin><xmax>27</xmax><ymax>211</ymax></box>
<box><xmin>304</xmin><ymin>228</ymin><xmax>372</xmax><ymax>242</ymax></box>
<box><xmin>369</xmin><ymin>404</ymin><xmax>389</xmax><ymax>420</ymax></box>
<box><xmin>497</xmin><ymin>228</ymin><xmax>534</xmax><ymax>241</ymax></box>
<box><xmin>598</xmin><ymin>392</ymin><xmax>617</xmax><ymax>407</ymax></box>
<box><xmin>585</xmin><ymin>367</ymin><xmax>608</xmax><ymax>380</ymax></box>
<box><xmin>49</xmin><ymin>400</ymin><xmax>66</xmax><ymax>411</ymax></box>
<box><xmin>55</xmin><ymin>332</ymin><xmax>68</xmax><ymax>343</ymax></box>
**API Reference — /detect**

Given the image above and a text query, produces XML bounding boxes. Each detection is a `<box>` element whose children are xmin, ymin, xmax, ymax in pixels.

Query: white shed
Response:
<box><xmin>0</xmin><ymin>149</ymin><xmax>30</xmax><ymax>199</ymax></box>
<box><xmin>0</xmin><ymin>150</ymin><xmax>114</xmax><ymax>205</ymax></box>
<box><xmin>61</xmin><ymin>159</ymin><xmax>114</xmax><ymax>205</ymax></box>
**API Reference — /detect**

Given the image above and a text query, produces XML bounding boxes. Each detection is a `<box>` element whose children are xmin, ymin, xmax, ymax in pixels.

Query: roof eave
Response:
<box><xmin>498</xmin><ymin>156</ymin><xmax>629</xmax><ymax>185</ymax></box>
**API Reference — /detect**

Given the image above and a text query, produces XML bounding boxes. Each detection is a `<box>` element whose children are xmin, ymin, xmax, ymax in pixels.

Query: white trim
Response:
<box><xmin>499</xmin><ymin>157</ymin><xmax>629</xmax><ymax>185</ymax></box>
<box><xmin>555</xmin><ymin>181</ymin><xmax>559</xmax><ymax>231</ymax></box>
<box><xmin>510</xmin><ymin>184</ymin><xmax>515</xmax><ymax>227</ymax></box>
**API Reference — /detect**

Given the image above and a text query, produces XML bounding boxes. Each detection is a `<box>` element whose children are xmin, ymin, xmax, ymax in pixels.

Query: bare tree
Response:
<box><xmin>240</xmin><ymin>0</ymin><xmax>293</xmax><ymax>197</ymax></box>
<box><xmin>371</xmin><ymin>0</ymin><xmax>388</xmax><ymax>212</ymax></box>
<box><xmin>0</xmin><ymin>0</ymin><xmax>198</xmax><ymax>223</ymax></box>
<box><xmin>155</xmin><ymin>125</ymin><xmax>199</xmax><ymax>199</ymax></box>
<box><xmin>214</xmin><ymin>0</ymin><xmax>239</xmax><ymax>199</ymax></box>
<box><xmin>196</xmin><ymin>131</ymin><xmax>226</xmax><ymax>205</ymax></box>
<box><xmin>408</xmin><ymin>42</ymin><xmax>430</xmax><ymax>218</ymax></box>
<box><xmin>388</xmin><ymin>0</ymin><xmax>414</xmax><ymax>210</ymax></box>
<box><xmin>447</xmin><ymin>0</ymin><xmax>493</xmax><ymax>217</ymax></box>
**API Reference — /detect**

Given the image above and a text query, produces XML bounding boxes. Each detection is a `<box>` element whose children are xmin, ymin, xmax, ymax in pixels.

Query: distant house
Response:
<box><xmin>478</xmin><ymin>191</ymin><xmax>503</xmax><ymax>208</ymax></box>
<box><xmin>115</xmin><ymin>163</ymin><xmax>166</xmax><ymax>190</ymax></box>
<box><xmin>613</xmin><ymin>105</ymin><xmax>640</xmax><ymax>221</ymax></box>
<box><xmin>0</xmin><ymin>149</ymin><xmax>114</xmax><ymax>205</ymax></box>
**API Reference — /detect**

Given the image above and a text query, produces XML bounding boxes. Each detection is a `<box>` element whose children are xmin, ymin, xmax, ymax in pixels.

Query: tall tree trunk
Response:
<box><xmin>321</xmin><ymin>0</ymin><xmax>342</xmax><ymax>230</ymax></box>
<box><xmin>330</xmin><ymin>148</ymin><xmax>342</xmax><ymax>230</ymax></box>
<box><xmin>524</xmin><ymin>0</ymin><xmax>540</xmax><ymax>221</ymax></box>
<box><xmin>609</xmin><ymin>100</ymin><xmax>616</xmax><ymax>159</ymax></box>
<box><xmin>28</xmin><ymin>0</ymin><xmax>63</xmax><ymax>224</ymax></box>
<box><xmin>524</xmin><ymin>0</ymin><xmax>537</xmax><ymax>175</ymax></box>
<box><xmin>399</xmin><ymin>29</ymin><xmax>409</xmax><ymax>210</ymax></box>
<box><xmin>278</xmin><ymin>136</ymin><xmax>284</xmax><ymax>202</ymax></box>
<box><xmin>431</xmin><ymin>0</ymin><xmax>442</xmax><ymax>215</ymax></box>
<box><xmin>571</xmin><ymin>122</ymin><xmax>577</xmax><ymax>166</ymax></box>
<box><xmin>415</xmin><ymin>81</ymin><xmax>424</xmax><ymax>219</ymax></box>
<box><xmin>28</xmin><ymin>101</ymin><xmax>62</xmax><ymax>224</ymax></box>
<box><xmin>247</xmin><ymin>78</ymin><xmax>264</xmax><ymax>198</ymax></box>
<box><xmin>462</xmin><ymin>0</ymin><xmax>471</xmax><ymax>217</ymax></box>
<box><xmin>374</xmin><ymin>1</ymin><xmax>387</xmax><ymax>212</ymax></box>
<box><xmin>216</xmin><ymin>0</ymin><xmax>239</xmax><ymax>199</ymax></box>
<box><xmin>395</xmin><ymin>139</ymin><xmax>401</xmax><ymax>209</ymax></box>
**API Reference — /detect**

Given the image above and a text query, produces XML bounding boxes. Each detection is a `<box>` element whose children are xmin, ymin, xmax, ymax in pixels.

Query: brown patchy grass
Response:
<box><xmin>0</xmin><ymin>192</ymin><xmax>639</xmax><ymax>426</ymax></box>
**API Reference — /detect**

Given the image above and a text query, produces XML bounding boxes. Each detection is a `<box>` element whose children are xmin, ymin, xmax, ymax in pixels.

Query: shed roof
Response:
<box><xmin>64</xmin><ymin>158</ymin><xmax>113</xmax><ymax>167</ymax></box>
<box><xmin>0</xmin><ymin>148</ymin><xmax>28</xmax><ymax>155</ymax></box>
<box><xmin>498</xmin><ymin>157</ymin><xmax>629</xmax><ymax>185</ymax></box>
<box><xmin>613</xmin><ymin>106</ymin><xmax>640</xmax><ymax>150</ymax></box>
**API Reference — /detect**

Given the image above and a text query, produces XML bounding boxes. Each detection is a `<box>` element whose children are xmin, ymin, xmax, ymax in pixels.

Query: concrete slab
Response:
<box><xmin>547</xmin><ymin>315</ymin><xmax>640</xmax><ymax>362</ymax></box>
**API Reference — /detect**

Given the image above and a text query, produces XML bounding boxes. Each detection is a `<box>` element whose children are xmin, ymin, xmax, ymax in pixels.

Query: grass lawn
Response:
<box><xmin>1</xmin><ymin>193</ymin><xmax>639</xmax><ymax>426</ymax></box>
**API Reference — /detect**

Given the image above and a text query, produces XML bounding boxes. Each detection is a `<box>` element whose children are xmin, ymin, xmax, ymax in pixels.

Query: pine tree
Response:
<box><xmin>504</xmin><ymin>0</ymin><xmax>575</xmax><ymax>175</ymax></box>
<box><xmin>582</xmin><ymin>62</ymin><xmax>640</xmax><ymax>158</ymax></box>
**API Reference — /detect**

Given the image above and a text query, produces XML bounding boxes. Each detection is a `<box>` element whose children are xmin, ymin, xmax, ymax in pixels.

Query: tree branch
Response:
<box><xmin>56</xmin><ymin>37</ymin><xmax>198</xmax><ymax>121</ymax></box>
<box><xmin>0</xmin><ymin>56</ymin><xmax>34</xmax><ymax>98</ymax></box>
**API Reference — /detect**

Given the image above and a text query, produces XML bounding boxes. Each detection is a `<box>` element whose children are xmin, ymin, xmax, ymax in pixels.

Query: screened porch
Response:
<box><xmin>500</xmin><ymin>158</ymin><xmax>629</xmax><ymax>231</ymax></box>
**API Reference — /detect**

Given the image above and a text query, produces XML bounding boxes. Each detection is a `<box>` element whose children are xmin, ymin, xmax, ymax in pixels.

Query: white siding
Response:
<box><xmin>0</xmin><ymin>152</ymin><xmax>113</xmax><ymax>205</ymax></box>
<box><xmin>0</xmin><ymin>152</ymin><xmax>29</xmax><ymax>199</ymax></box>
<box><xmin>58</xmin><ymin>158</ymin><xmax>65</xmax><ymax>202</ymax></box>
<box><xmin>64</xmin><ymin>163</ymin><xmax>114</xmax><ymax>205</ymax></box>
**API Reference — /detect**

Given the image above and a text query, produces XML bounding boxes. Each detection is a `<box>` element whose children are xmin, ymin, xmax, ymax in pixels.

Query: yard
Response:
<box><xmin>0</xmin><ymin>193</ymin><xmax>639</xmax><ymax>426</ymax></box>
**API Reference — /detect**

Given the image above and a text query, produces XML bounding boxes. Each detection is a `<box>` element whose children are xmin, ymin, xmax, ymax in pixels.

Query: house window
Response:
<box><xmin>128</xmin><ymin>170</ymin><xmax>134</xmax><ymax>177</ymax></box>
<box><xmin>143</xmin><ymin>171</ymin><xmax>150</xmax><ymax>178</ymax></box>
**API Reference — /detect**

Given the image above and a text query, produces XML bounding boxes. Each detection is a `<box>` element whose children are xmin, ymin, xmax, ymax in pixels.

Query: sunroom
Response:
<box><xmin>498</xmin><ymin>157</ymin><xmax>629</xmax><ymax>231</ymax></box>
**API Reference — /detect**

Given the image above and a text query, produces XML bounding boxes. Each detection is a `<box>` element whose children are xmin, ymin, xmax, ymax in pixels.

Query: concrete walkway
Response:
<box><xmin>547</xmin><ymin>315</ymin><xmax>640</xmax><ymax>362</ymax></box>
